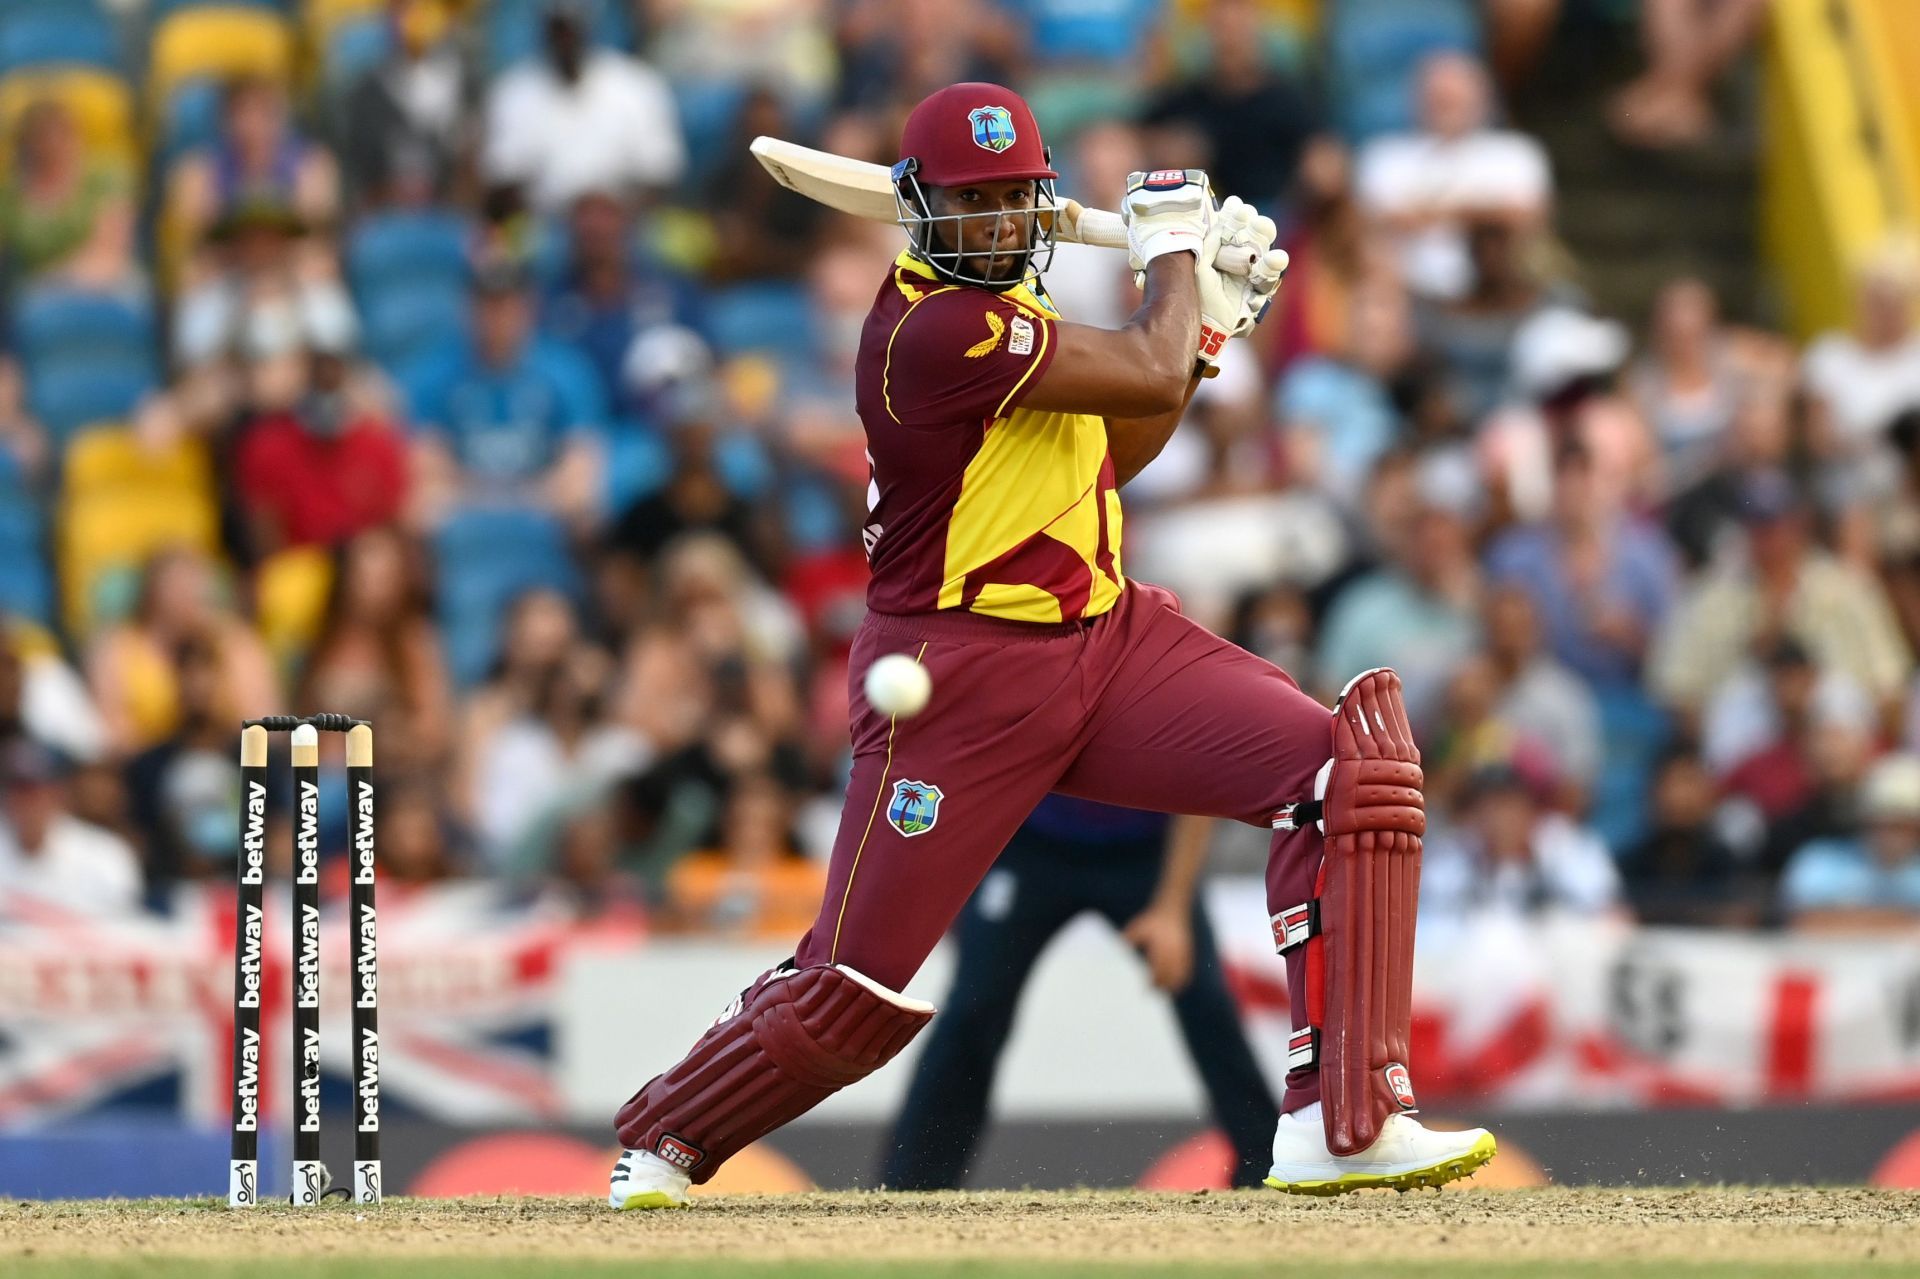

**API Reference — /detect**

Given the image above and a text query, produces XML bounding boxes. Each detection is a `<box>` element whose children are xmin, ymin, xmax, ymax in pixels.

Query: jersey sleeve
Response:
<box><xmin>881</xmin><ymin>289</ymin><xmax>1057</xmax><ymax>425</ymax></box>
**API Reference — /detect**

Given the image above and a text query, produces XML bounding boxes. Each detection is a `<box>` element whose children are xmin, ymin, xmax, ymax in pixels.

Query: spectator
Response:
<box><xmin>296</xmin><ymin>527</ymin><xmax>453</xmax><ymax>771</ymax></box>
<box><xmin>1268</xmin><ymin>134</ymin><xmax>1373</xmax><ymax>370</ymax></box>
<box><xmin>663</xmin><ymin>774</ymin><xmax>822</xmax><ymax>937</ymax></box>
<box><xmin>1628</xmin><ymin>277</ymin><xmax>1785</xmax><ymax>494</ymax></box>
<box><xmin>1609</xmin><ymin>0</ymin><xmax>1770</xmax><ymax>149</ymax></box>
<box><xmin>122</xmin><ymin>633</ymin><xmax>239</xmax><ymax>897</ymax></box>
<box><xmin>233</xmin><ymin>348</ymin><xmax>409</xmax><ymax>554</ymax></box>
<box><xmin>1142</xmin><ymin>0</ymin><xmax>1319</xmax><ymax>209</ymax></box>
<box><xmin>1414</xmin><ymin>216</ymin><xmax>1570</xmax><ymax>428</ymax></box>
<box><xmin>468</xmin><ymin>641</ymin><xmax>647</xmax><ymax>864</ymax></box>
<box><xmin>699</xmin><ymin>87</ymin><xmax>829</xmax><ymax>285</ymax></box>
<box><xmin>1422</xmin><ymin>763</ymin><xmax>1624</xmax><ymax>921</ymax></box>
<box><xmin>1274</xmin><ymin>275</ymin><xmax>1413</xmax><ymax>504</ymax></box>
<box><xmin>1756</xmin><ymin>699</ymin><xmax>1881</xmax><ymax>877</ymax></box>
<box><xmin>403</xmin><ymin>257</ymin><xmax>605</xmax><ymax>529</ymax></box>
<box><xmin>1706</xmin><ymin>633</ymin><xmax>1870</xmax><ymax>799</ymax></box>
<box><xmin>0</xmin><ymin>740</ymin><xmax>142</xmax><ymax>915</ymax></box>
<box><xmin>1803</xmin><ymin>240</ymin><xmax>1920</xmax><ymax>493</ymax></box>
<box><xmin>1620</xmin><ymin>747</ymin><xmax>1764</xmax><ymax>927</ymax></box>
<box><xmin>1485</xmin><ymin>441</ymin><xmax>1679</xmax><ymax>691</ymax></box>
<box><xmin>540</xmin><ymin>189</ymin><xmax>705</xmax><ymax>412</ymax></box>
<box><xmin>1315</xmin><ymin>453</ymin><xmax>1482</xmax><ymax>721</ymax></box>
<box><xmin>0</xmin><ymin>99</ymin><xmax>138</xmax><ymax>293</ymax></box>
<box><xmin>1482</xmin><ymin>583</ymin><xmax>1603</xmax><ymax>805</ymax></box>
<box><xmin>0</xmin><ymin>616</ymin><xmax>106</xmax><ymax>763</ymax></box>
<box><xmin>481</xmin><ymin>0</ymin><xmax>686</xmax><ymax>218</ymax></box>
<box><xmin>86</xmin><ymin>549</ymin><xmax>279</xmax><ymax>752</ymax></box>
<box><xmin>167</xmin><ymin>76</ymin><xmax>340</xmax><ymax>288</ymax></box>
<box><xmin>1664</xmin><ymin>374</ymin><xmax>1795</xmax><ymax>570</ymax></box>
<box><xmin>1482</xmin><ymin>307</ymin><xmax>1660</xmax><ymax>524</ymax></box>
<box><xmin>1649</xmin><ymin>468</ymin><xmax>1912</xmax><ymax>726</ymax></box>
<box><xmin>364</xmin><ymin>776</ymin><xmax>464</xmax><ymax>888</ymax></box>
<box><xmin>1782</xmin><ymin>751</ymin><xmax>1920</xmax><ymax>931</ymax></box>
<box><xmin>338</xmin><ymin>0</ymin><xmax>474</xmax><ymax>209</ymax></box>
<box><xmin>170</xmin><ymin>200</ymin><xmax>357</xmax><ymax>427</ymax></box>
<box><xmin>1355</xmin><ymin>51</ymin><xmax>1552</xmax><ymax>301</ymax></box>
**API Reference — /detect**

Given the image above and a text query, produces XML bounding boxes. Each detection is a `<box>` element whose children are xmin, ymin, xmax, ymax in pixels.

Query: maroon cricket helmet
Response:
<box><xmin>896</xmin><ymin>83</ymin><xmax>1059</xmax><ymax>188</ymax></box>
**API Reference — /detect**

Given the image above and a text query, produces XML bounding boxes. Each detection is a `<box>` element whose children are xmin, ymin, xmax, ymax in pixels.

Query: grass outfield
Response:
<box><xmin>7</xmin><ymin>1189</ymin><xmax>1920</xmax><ymax>1278</ymax></box>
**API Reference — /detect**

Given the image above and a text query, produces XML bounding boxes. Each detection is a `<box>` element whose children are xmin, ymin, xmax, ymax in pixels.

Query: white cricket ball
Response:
<box><xmin>864</xmin><ymin>653</ymin><xmax>931</xmax><ymax>718</ymax></box>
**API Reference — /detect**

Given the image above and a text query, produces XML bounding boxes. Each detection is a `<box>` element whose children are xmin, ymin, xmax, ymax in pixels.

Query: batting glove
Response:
<box><xmin>1192</xmin><ymin>195</ymin><xmax>1289</xmax><ymax>374</ymax></box>
<box><xmin>1122</xmin><ymin>169</ymin><xmax>1213</xmax><ymax>275</ymax></box>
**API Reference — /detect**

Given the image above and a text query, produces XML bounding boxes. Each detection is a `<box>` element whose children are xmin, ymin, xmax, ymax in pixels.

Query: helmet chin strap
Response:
<box><xmin>891</xmin><ymin>158</ymin><xmax>1057</xmax><ymax>294</ymax></box>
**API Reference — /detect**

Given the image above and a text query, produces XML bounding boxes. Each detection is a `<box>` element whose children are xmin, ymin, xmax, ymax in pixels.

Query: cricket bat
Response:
<box><xmin>750</xmin><ymin>136</ymin><xmax>1259</xmax><ymax>276</ymax></box>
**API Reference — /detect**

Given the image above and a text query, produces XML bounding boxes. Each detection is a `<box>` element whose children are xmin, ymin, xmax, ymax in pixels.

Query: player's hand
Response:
<box><xmin>1121</xmin><ymin>904</ymin><xmax>1195</xmax><ymax>993</ymax></box>
<box><xmin>1122</xmin><ymin>169</ymin><xmax>1213</xmax><ymax>275</ymax></box>
<box><xmin>1193</xmin><ymin>195</ymin><xmax>1289</xmax><ymax>374</ymax></box>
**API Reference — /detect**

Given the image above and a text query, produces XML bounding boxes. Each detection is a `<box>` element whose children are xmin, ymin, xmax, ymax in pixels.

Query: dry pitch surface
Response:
<box><xmin>7</xmin><ymin>1188</ymin><xmax>1920</xmax><ymax>1278</ymax></box>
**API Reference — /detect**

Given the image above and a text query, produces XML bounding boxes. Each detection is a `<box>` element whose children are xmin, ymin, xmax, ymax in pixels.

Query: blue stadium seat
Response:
<box><xmin>155</xmin><ymin>77</ymin><xmax>222</xmax><ymax>167</ymax></box>
<box><xmin>1326</xmin><ymin>0</ymin><xmax>1480</xmax><ymax>141</ymax></box>
<box><xmin>347</xmin><ymin>210</ymin><xmax>473</xmax><ymax>300</ymax></box>
<box><xmin>0</xmin><ymin>7</ymin><xmax>120</xmax><ymax>77</ymax></box>
<box><xmin>361</xmin><ymin>287</ymin><xmax>470</xmax><ymax>378</ymax></box>
<box><xmin>433</xmin><ymin>506</ymin><xmax>581</xmax><ymax>686</ymax></box>
<box><xmin>321</xmin><ymin>14</ymin><xmax>390</xmax><ymax>93</ymax></box>
<box><xmin>672</xmin><ymin>79</ymin><xmax>747</xmax><ymax>187</ymax></box>
<box><xmin>704</xmin><ymin>282</ymin><xmax>813</xmax><ymax>359</ymax></box>
<box><xmin>13</xmin><ymin>289</ymin><xmax>159</xmax><ymax>443</ymax></box>
<box><xmin>148</xmin><ymin>0</ymin><xmax>293</xmax><ymax>16</ymax></box>
<box><xmin>483</xmin><ymin>0</ymin><xmax>631</xmax><ymax>73</ymax></box>
<box><xmin>601</xmin><ymin>422</ymin><xmax>672</xmax><ymax>513</ymax></box>
<box><xmin>0</xmin><ymin>490</ymin><xmax>52</xmax><ymax>624</ymax></box>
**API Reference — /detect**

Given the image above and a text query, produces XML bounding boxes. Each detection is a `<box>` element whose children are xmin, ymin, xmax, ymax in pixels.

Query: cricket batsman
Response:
<box><xmin>609</xmin><ymin>83</ymin><xmax>1495</xmax><ymax>1207</ymax></box>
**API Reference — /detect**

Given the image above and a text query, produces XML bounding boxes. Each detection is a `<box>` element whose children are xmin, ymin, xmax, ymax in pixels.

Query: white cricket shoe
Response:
<box><xmin>1266</xmin><ymin>1102</ymin><xmax>1495</xmax><ymax>1195</ymax></box>
<box><xmin>609</xmin><ymin>1148</ymin><xmax>692</xmax><ymax>1210</ymax></box>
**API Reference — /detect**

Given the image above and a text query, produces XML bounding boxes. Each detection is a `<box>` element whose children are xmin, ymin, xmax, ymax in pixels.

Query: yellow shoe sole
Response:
<box><xmin>614</xmin><ymin>1190</ymin><xmax>691</xmax><ymax>1211</ymax></box>
<box><xmin>1264</xmin><ymin>1131</ymin><xmax>1497</xmax><ymax>1197</ymax></box>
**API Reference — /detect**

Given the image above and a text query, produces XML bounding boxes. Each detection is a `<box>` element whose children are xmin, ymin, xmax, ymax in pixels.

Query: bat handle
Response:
<box><xmin>1066</xmin><ymin>206</ymin><xmax>1257</xmax><ymax>276</ymax></box>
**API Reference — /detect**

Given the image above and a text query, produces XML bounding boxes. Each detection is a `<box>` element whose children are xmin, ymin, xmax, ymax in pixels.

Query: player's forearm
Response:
<box><xmin>1107</xmin><ymin>375</ymin><xmax>1200</xmax><ymax>486</ymax></box>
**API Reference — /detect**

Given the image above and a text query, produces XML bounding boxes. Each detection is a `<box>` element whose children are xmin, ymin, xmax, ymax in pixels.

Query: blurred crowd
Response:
<box><xmin>1</xmin><ymin>0</ymin><xmax>1918</xmax><ymax>942</ymax></box>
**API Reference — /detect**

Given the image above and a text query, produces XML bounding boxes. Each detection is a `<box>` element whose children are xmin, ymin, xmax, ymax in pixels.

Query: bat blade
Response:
<box><xmin>749</xmin><ymin>136</ymin><xmax>898</xmax><ymax>223</ymax></box>
<box><xmin>748</xmin><ymin>136</ymin><xmax>1256</xmax><ymax>275</ymax></box>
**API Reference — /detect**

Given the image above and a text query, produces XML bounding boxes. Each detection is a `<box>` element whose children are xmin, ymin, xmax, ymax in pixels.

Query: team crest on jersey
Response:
<box><xmin>887</xmin><ymin>779</ymin><xmax>944</xmax><ymax>837</ymax></box>
<box><xmin>1009</xmin><ymin>315</ymin><xmax>1034</xmax><ymax>355</ymax></box>
<box><xmin>968</xmin><ymin>105</ymin><xmax>1016</xmax><ymax>153</ymax></box>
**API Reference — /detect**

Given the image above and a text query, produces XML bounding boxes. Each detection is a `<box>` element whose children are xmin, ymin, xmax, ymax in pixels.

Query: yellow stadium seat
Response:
<box><xmin>305</xmin><ymin>0</ymin><xmax>386</xmax><ymax>45</ymax></box>
<box><xmin>0</xmin><ymin>69</ymin><xmax>136</xmax><ymax>178</ymax></box>
<box><xmin>254</xmin><ymin>542</ymin><xmax>334</xmax><ymax>665</ymax></box>
<box><xmin>148</xmin><ymin>7</ymin><xmax>295</xmax><ymax>112</ymax></box>
<box><xmin>58</xmin><ymin>426</ymin><xmax>221</xmax><ymax>639</ymax></box>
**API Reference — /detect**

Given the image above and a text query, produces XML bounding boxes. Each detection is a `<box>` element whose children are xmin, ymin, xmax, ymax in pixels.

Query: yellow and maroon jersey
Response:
<box><xmin>853</xmin><ymin>251</ymin><xmax>1125</xmax><ymax>623</ymax></box>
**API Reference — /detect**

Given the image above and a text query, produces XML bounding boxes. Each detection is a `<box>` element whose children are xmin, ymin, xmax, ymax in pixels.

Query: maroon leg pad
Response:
<box><xmin>1319</xmin><ymin>668</ymin><xmax>1424</xmax><ymax>1156</ymax></box>
<box><xmin>614</xmin><ymin>964</ymin><xmax>934</xmax><ymax>1183</ymax></box>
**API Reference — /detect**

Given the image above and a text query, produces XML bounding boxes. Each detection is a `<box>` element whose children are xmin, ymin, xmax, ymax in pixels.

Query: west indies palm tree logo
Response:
<box><xmin>888</xmin><ymin>779</ymin><xmax>944</xmax><ymax>837</ymax></box>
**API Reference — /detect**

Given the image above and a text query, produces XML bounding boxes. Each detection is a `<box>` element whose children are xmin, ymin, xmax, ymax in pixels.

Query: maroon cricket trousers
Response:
<box><xmin>793</xmin><ymin>580</ymin><xmax>1332</xmax><ymax>1113</ymax></box>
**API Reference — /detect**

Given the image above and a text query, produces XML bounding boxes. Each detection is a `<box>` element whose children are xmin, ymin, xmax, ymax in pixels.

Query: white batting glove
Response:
<box><xmin>1122</xmin><ymin>169</ymin><xmax>1213</xmax><ymax>275</ymax></box>
<box><xmin>1192</xmin><ymin>195</ymin><xmax>1289</xmax><ymax>374</ymax></box>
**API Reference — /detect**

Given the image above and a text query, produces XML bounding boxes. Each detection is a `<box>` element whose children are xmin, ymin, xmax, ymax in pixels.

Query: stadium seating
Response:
<box><xmin>0</xmin><ymin>3</ymin><xmax>120</xmax><ymax>79</ymax></box>
<box><xmin>318</xmin><ymin>14</ymin><xmax>391</xmax><ymax>95</ymax></box>
<box><xmin>483</xmin><ymin>0</ymin><xmax>630</xmax><ymax>73</ymax></box>
<box><xmin>147</xmin><ymin>6</ymin><xmax>294</xmax><ymax>111</ymax></box>
<box><xmin>13</xmin><ymin>289</ymin><xmax>160</xmax><ymax>446</ymax></box>
<box><xmin>56</xmin><ymin>427</ymin><xmax>221</xmax><ymax>638</ymax></box>
<box><xmin>433</xmin><ymin>505</ymin><xmax>583</xmax><ymax>686</ymax></box>
<box><xmin>704</xmin><ymin>282</ymin><xmax>814</xmax><ymax>359</ymax></box>
<box><xmin>347</xmin><ymin>209</ymin><xmax>475</xmax><ymax>373</ymax></box>
<box><xmin>1325</xmin><ymin>0</ymin><xmax>1480</xmax><ymax>140</ymax></box>
<box><xmin>0</xmin><ymin>476</ymin><xmax>53</xmax><ymax>624</ymax></box>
